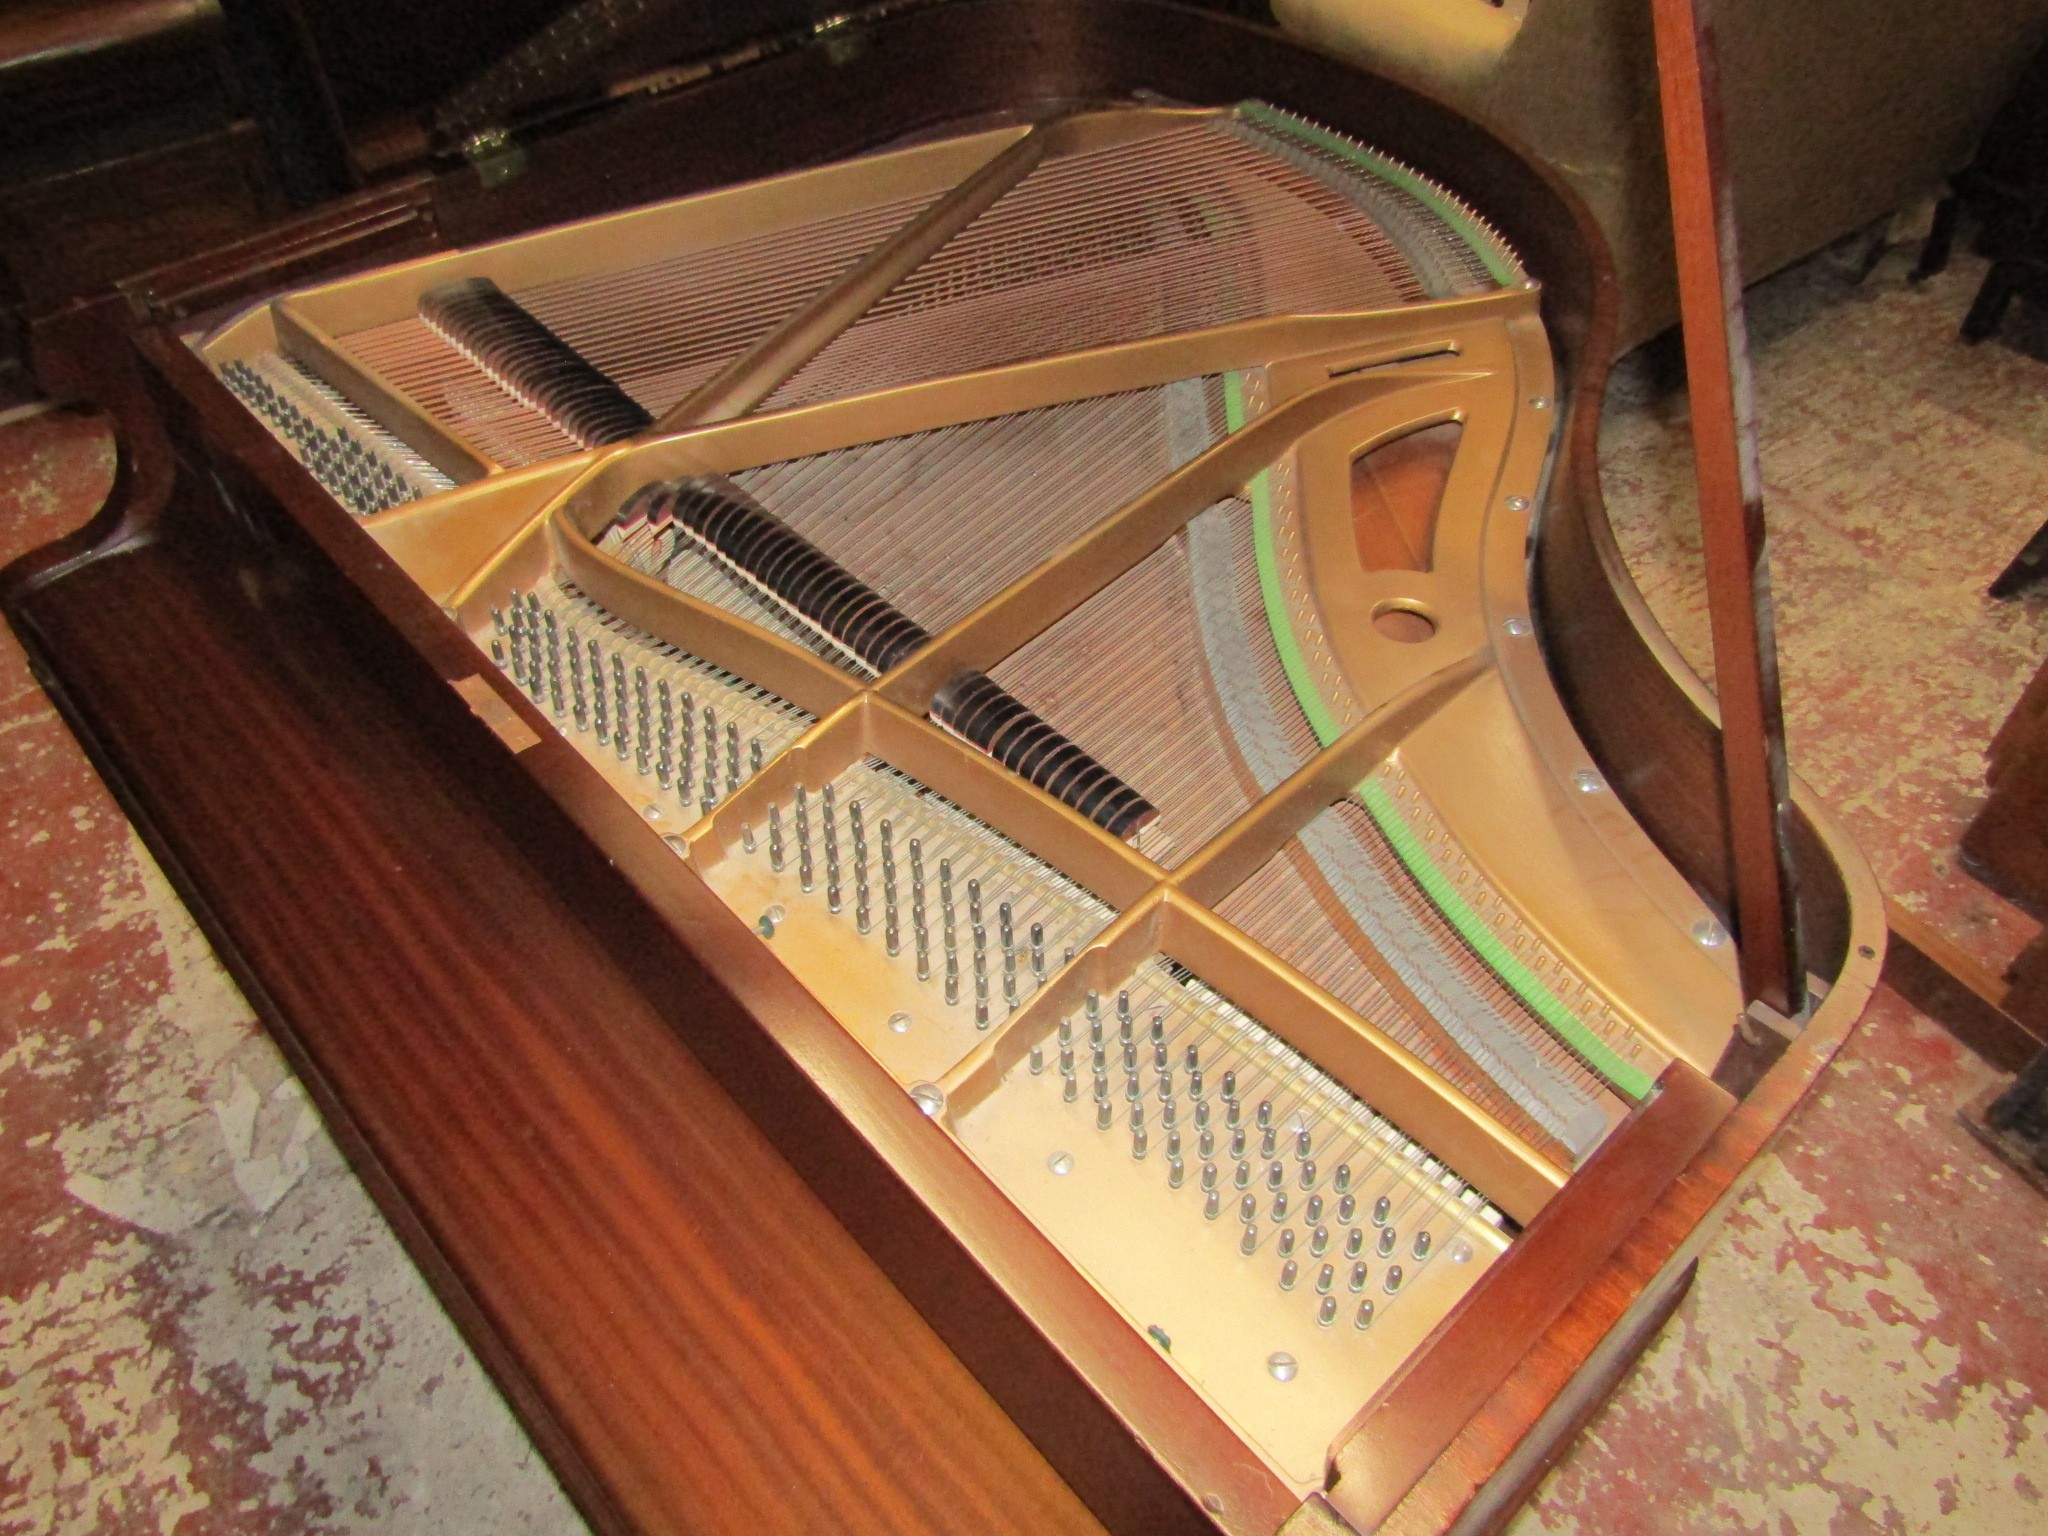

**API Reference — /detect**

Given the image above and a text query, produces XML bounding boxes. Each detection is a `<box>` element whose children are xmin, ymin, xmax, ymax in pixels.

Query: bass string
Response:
<box><xmin>512</xmin><ymin>188</ymin><xmax>937</xmax><ymax>394</ymax></box>
<box><xmin>990</xmin><ymin>529</ymin><xmax>1256</xmax><ymax>868</ymax></box>
<box><xmin>737</xmin><ymin>384</ymin><xmax>1204</xmax><ymax>631</ymax></box>
<box><xmin>768</xmin><ymin>119</ymin><xmax>1424</xmax><ymax>407</ymax></box>
<box><xmin>1216</xmin><ymin>845</ymin><xmax>1569</xmax><ymax>1160</ymax></box>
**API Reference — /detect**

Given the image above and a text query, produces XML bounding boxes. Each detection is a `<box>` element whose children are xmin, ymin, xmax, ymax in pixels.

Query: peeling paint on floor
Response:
<box><xmin>1600</xmin><ymin>244</ymin><xmax>2048</xmax><ymax>978</ymax></box>
<box><xmin>0</xmin><ymin>412</ymin><xmax>584</xmax><ymax>1535</ymax></box>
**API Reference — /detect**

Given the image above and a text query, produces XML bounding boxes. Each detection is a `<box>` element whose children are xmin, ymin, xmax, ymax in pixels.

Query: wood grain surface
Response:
<box><xmin>1326</xmin><ymin>1063</ymin><xmax>1732</xmax><ymax>1531</ymax></box>
<box><xmin>9</xmin><ymin>466</ymin><xmax>1114</xmax><ymax>1536</ymax></box>
<box><xmin>1647</xmin><ymin>0</ymin><xmax>1802</xmax><ymax>1014</ymax></box>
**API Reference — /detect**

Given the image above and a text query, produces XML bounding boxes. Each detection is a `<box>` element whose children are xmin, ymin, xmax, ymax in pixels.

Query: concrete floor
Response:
<box><xmin>4</xmin><ymin>244</ymin><xmax>2048</xmax><ymax>1534</ymax></box>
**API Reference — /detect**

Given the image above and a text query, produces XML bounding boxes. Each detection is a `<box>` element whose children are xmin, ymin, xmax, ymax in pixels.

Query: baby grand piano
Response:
<box><xmin>1</xmin><ymin>4</ymin><xmax>1883</xmax><ymax>1533</ymax></box>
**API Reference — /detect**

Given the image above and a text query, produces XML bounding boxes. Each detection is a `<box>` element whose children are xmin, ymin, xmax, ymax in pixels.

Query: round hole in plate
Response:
<box><xmin>1371</xmin><ymin>601</ymin><xmax>1438</xmax><ymax>644</ymax></box>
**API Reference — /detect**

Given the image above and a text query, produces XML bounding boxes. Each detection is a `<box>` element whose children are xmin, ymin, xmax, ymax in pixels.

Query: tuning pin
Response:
<box><xmin>795</xmin><ymin>784</ymin><xmax>814</xmax><ymax>891</ymax></box>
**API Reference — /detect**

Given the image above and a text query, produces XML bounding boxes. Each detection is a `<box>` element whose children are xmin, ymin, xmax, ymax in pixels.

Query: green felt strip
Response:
<box><xmin>1356</xmin><ymin>780</ymin><xmax>1654</xmax><ymax>1099</ymax></box>
<box><xmin>1238</xmin><ymin>100</ymin><xmax>1519</xmax><ymax>288</ymax></box>
<box><xmin>1226</xmin><ymin>370</ymin><xmax>1650</xmax><ymax>1098</ymax></box>
<box><xmin>1226</xmin><ymin>372</ymin><xmax>1344</xmax><ymax>747</ymax></box>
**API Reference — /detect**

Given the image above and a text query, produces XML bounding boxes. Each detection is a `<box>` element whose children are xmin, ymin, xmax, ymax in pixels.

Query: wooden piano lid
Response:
<box><xmin>277</xmin><ymin>0</ymin><xmax>828</xmax><ymax>182</ymax></box>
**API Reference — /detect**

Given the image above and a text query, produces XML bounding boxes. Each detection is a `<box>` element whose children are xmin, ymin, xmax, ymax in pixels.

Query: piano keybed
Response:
<box><xmin>188</xmin><ymin>95</ymin><xmax>1750</xmax><ymax>1503</ymax></box>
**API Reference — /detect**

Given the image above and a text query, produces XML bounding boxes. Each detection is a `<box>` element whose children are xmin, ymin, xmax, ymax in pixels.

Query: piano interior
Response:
<box><xmin>190</xmin><ymin>97</ymin><xmax>1757</xmax><ymax>1498</ymax></box>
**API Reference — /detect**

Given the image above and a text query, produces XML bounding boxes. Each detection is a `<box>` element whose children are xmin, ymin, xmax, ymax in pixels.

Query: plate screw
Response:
<box><xmin>1572</xmin><ymin>769</ymin><xmax>1604</xmax><ymax>794</ymax></box>
<box><xmin>1266</xmin><ymin>1351</ymin><xmax>1298</xmax><ymax>1382</ymax></box>
<box><xmin>1506</xmin><ymin>495</ymin><xmax>1530</xmax><ymax>512</ymax></box>
<box><xmin>887</xmin><ymin>1012</ymin><xmax>911</xmax><ymax>1034</ymax></box>
<box><xmin>1692</xmin><ymin>918</ymin><xmax>1728</xmax><ymax>948</ymax></box>
<box><xmin>910</xmin><ymin>1082</ymin><xmax>945</xmax><ymax>1117</ymax></box>
<box><xmin>1048</xmin><ymin>1151</ymin><xmax>1074</xmax><ymax>1176</ymax></box>
<box><xmin>1503</xmin><ymin>616</ymin><xmax>1532</xmax><ymax>637</ymax></box>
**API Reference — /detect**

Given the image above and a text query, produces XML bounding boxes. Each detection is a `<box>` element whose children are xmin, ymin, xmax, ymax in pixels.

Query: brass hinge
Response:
<box><xmin>461</xmin><ymin>128</ymin><xmax>529</xmax><ymax>190</ymax></box>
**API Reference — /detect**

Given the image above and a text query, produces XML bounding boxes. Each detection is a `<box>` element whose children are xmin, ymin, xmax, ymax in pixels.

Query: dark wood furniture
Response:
<box><xmin>0</xmin><ymin>0</ymin><xmax>281</xmax><ymax>393</ymax></box>
<box><xmin>2</xmin><ymin>4</ymin><xmax>1885</xmax><ymax>1532</ymax></box>
<box><xmin>1915</xmin><ymin>36</ymin><xmax>2048</xmax><ymax>350</ymax></box>
<box><xmin>1950</xmin><ymin>654</ymin><xmax>2048</xmax><ymax>1175</ymax></box>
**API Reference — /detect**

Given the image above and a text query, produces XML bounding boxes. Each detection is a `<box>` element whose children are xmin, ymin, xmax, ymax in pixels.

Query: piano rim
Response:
<box><xmin>0</xmin><ymin>3</ymin><xmax>1888</xmax><ymax>1534</ymax></box>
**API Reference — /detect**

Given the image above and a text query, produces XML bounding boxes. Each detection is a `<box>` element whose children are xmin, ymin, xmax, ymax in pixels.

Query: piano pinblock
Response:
<box><xmin>952</xmin><ymin>955</ymin><xmax>1507</xmax><ymax>1491</ymax></box>
<box><xmin>484</xmin><ymin>578</ymin><xmax>812</xmax><ymax>831</ymax></box>
<box><xmin>703</xmin><ymin>756</ymin><xmax>1116</xmax><ymax>1086</ymax></box>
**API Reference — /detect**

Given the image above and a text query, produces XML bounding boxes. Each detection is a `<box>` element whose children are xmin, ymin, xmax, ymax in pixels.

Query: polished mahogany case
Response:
<box><xmin>2</xmin><ymin>5</ymin><xmax>1883</xmax><ymax>1534</ymax></box>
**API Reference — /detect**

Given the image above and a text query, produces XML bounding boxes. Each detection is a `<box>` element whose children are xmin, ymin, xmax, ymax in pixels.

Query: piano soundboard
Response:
<box><xmin>191</xmin><ymin>98</ymin><xmax>1752</xmax><ymax>1499</ymax></box>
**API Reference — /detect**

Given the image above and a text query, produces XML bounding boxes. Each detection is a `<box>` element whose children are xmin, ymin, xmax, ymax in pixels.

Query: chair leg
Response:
<box><xmin>1912</xmin><ymin>194</ymin><xmax>1963</xmax><ymax>283</ymax></box>
<box><xmin>1990</xmin><ymin>517</ymin><xmax>2048</xmax><ymax>599</ymax></box>
<box><xmin>1985</xmin><ymin>1044</ymin><xmax>2048</xmax><ymax>1171</ymax></box>
<box><xmin>1961</xmin><ymin>257</ymin><xmax>2024</xmax><ymax>342</ymax></box>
